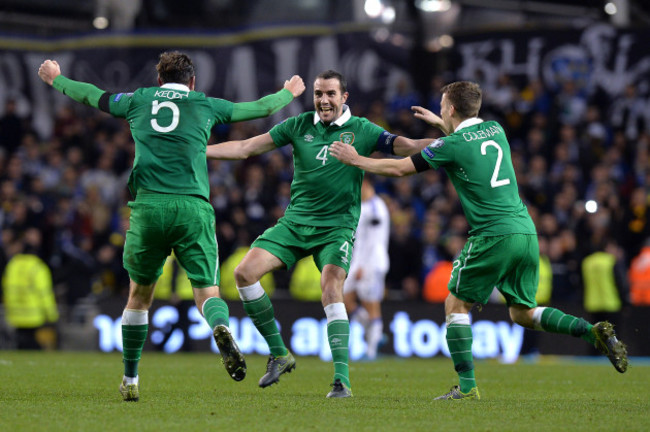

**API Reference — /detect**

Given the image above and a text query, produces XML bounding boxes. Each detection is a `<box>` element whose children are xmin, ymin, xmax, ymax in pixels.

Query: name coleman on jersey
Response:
<box><xmin>462</xmin><ymin>125</ymin><xmax>501</xmax><ymax>142</ymax></box>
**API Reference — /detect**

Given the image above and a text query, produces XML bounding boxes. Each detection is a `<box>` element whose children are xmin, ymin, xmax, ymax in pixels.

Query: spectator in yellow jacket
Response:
<box><xmin>2</xmin><ymin>228</ymin><xmax>59</xmax><ymax>349</ymax></box>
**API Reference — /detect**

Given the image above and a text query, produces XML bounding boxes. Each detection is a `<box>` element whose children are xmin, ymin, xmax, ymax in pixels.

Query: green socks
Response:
<box><xmin>327</xmin><ymin>319</ymin><xmax>351</xmax><ymax>388</ymax></box>
<box><xmin>446</xmin><ymin>319</ymin><xmax>476</xmax><ymax>393</ymax></box>
<box><xmin>537</xmin><ymin>307</ymin><xmax>595</xmax><ymax>345</ymax></box>
<box><xmin>202</xmin><ymin>297</ymin><xmax>230</xmax><ymax>328</ymax></box>
<box><xmin>241</xmin><ymin>292</ymin><xmax>288</xmax><ymax>357</ymax></box>
<box><xmin>121</xmin><ymin>309</ymin><xmax>148</xmax><ymax>378</ymax></box>
<box><xmin>325</xmin><ymin>303</ymin><xmax>351</xmax><ymax>388</ymax></box>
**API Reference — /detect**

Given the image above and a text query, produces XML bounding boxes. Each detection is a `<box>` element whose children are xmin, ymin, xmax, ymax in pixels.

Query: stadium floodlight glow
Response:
<box><xmin>381</xmin><ymin>6</ymin><xmax>396</xmax><ymax>24</ymax></box>
<box><xmin>93</xmin><ymin>16</ymin><xmax>109</xmax><ymax>30</ymax></box>
<box><xmin>585</xmin><ymin>200</ymin><xmax>598</xmax><ymax>213</ymax></box>
<box><xmin>439</xmin><ymin>34</ymin><xmax>454</xmax><ymax>48</ymax></box>
<box><xmin>415</xmin><ymin>0</ymin><xmax>452</xmax><ymax>13</ymax></box>
<box><xmin>364</xmin><ymin>0</ymin><xmax>383</xmax><ymax>18</ymax></box>
<box><xmin>604</xmin><ymin>2</ymin><xmax>618</xmax><ymax>15</ymax></box>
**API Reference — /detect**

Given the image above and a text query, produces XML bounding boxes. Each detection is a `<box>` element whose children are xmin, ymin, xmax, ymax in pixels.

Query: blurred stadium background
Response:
<box><xmin>0</xmin><ymin>0</ymin><xmax>649</xmax><ymax>360</ymax></box>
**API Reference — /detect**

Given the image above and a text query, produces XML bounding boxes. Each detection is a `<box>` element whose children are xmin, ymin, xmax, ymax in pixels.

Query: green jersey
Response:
<box><xmin>108</xmin><ymin>83</ymin><xmax>234</xmax><ymax>200</ymax></box>
<box><xmin>51</xmin><ymin>75</ymin><xmax>293</xmax><ymax>201</ymax></box>
<box><xmin>270</xmin><ymin>107</ymin><xmax>387</xmax><ymax>230</ymax></box>
<box><xmin>420</xmin><ymin>118</ymin><xmax>536</xmax><ymax>236</ymax></box>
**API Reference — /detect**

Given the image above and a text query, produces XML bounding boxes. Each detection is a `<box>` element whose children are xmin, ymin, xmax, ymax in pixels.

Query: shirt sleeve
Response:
<box><xmin>107</xmin><ymin>91</ymin><xmax>135</xmax><ymax>118</ymax></box>
<box><xmin>353</xmin><ymin>119</ymin><xmax>386</xmax><ymax>156</ymax></box>
<box><xmin>420</xmin><ymin>137</ymin><xmax>454</xmax><ymax>169</ymax></box>
<box><xmin>269</xmin><ymin>116</ymin><xmax>297</xmax><ymax>148</ymax></box>
<box><xmin>52</xmin><ymin>75</ymin><xmax>106</xmax><ymax>109</ymax></box>
<box><xmin>230</xmin><ymin>89</ymin><xmax>293</xmax><ymax>122</ymax></box>
<box><xmin>208</xmin><ymin>97</ymin><xmax>235</xmax><ymax>124</ymax></box>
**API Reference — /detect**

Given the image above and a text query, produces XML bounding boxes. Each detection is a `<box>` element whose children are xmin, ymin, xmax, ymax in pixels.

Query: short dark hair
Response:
<box><xmin>156</xmin><ymin>51</ymin><xmax>195</xmax><ymax>85</ymax></box>
<box><xmin>315</xmin><ymin>70</ymin><xmax>347</xmax><ymax>93</ymax></box>
<box><xmin>441</xmin><ymin>81</ymin><xmax>482</xmax><ymax>118</ymax></box>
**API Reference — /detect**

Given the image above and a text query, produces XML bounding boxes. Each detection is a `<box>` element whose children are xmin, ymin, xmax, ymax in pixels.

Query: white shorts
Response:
<box><xmin>343</xmin><ymin>269</ymin><xmax>387</xmax><ymax>302</ymax></box>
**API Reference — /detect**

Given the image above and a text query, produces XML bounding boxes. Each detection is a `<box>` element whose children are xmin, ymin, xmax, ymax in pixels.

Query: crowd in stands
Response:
<box><xmin>1</xmin><ymin>72</ymin><xmax>649</xmax><ymax>320</ymax></box>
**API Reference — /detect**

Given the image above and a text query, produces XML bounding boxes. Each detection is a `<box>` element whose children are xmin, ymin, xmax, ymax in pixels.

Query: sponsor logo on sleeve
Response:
<box><xmin>423</xmin><ymin>147</ymin><xmax>436</xmax><ymax>159</ymax></box>
<box><xmin>113</xmin><ymin>92</ymin><xmax>133</xmax><ymax>102</ymax></box>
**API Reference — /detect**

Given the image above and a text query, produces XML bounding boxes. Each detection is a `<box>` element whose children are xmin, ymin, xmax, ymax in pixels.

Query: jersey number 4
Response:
<box><xmin>481</xmin><ymin>140</ymin><xmax>511</xmax><ymax>188</ymax></box>
<box><xmin>151</xmin><ymin>100</ymin><xmax>180</xmax><ymax>133</ymax></box>
<box><xmin>316</xmin><ymin>145</ymin><xmax>329</xmax><ymax>165</ymax></box>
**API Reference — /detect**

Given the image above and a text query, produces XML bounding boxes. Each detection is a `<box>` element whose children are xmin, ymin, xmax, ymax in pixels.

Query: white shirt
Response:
<box><xmin>349</xmin><ymin>194</ymin><xmax>391</xmax><ymax>275</ymax></box>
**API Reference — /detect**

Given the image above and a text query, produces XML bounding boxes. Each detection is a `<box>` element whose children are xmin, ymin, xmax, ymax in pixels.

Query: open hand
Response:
<box><xmin>38</xmin><ymin>60</ymin><xmax>61</xmax><ymax>86</ymax></box>
<box><xmin>284</xmin><ymin>75</ymin><xmax>306</xmax><ymax>98</ymax></box>
<box><xmin>411</xmin><ymin>105</ymin><xmax>443</xmax><ymax>126</ymax></box>
<box><xmin>329</xmin><ymin>141</ymin><xmax>359</xmax><ymax>165</ymax></box>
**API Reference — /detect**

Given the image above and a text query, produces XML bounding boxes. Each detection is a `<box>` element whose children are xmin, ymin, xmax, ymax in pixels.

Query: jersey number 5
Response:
<box><xmin>151</xmin><ymin>100</ymin><xmax>180</xmax><ymax>133</ymax></box>
<box><xmin>480</xmin><ymin>140</ymin><xmax>511</xmax><ymax>188</ymax></box>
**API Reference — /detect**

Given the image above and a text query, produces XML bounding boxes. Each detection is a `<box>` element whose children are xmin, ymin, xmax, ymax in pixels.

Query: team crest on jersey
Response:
<box><xmin>340</xmin><ymin>132</ymin><xmax>355</xmax><ymax>145</ymax></box>
<box><xmin>304</xmin><ymin>134</ymin><xmax>314</xmax><ymax>142</ymax></box>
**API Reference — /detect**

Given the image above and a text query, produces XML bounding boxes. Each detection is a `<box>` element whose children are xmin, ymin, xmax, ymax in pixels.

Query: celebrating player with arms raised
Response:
<box><xmin>39</xmin><ymin>51</ymin><xmax>305</xmax><ymax>402</ymax></box>
<box><xmin>330</xmin><ymin>80</ymin><xmax>628</xmax><ymax>400</ymax></box>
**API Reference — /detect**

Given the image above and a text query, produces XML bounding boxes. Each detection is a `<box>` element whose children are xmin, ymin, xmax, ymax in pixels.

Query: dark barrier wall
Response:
<box><xmin>91</xmin><ymin>299</ymin><xmax>649</xmax><ymax>361</ymax></box>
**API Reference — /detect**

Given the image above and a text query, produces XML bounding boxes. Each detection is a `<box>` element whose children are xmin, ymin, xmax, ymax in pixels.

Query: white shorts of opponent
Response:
<box><xmin>343</xmin><ymin>269</ymin><xmax>387</xmax><ymax>303</ymax></box>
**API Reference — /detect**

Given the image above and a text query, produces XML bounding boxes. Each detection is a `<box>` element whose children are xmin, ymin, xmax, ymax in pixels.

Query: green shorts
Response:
<box><xmin>123</xmin><ymin>191</ymin><xmax>220</xmax><ymax>288</ymax></box>
<box><xmin>252</xmin><ymin>218</ymin><xmax>355</xmax><ymax>273</ymax></box>
<box><xmin>448</xmin><ymin>234</ymin><xmax>539</xmax><ymax>308</ymax></box>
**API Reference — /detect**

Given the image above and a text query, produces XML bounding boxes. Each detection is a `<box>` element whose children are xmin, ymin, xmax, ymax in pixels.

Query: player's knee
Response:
<box><xmin>234</xmin><ymin>262</ymin><xmax>255</xmax><ymax>286</ymax></box>
<box><xmin>509</xmin><ymin>307</ymin><xmax>534</xmax><ymax>328</ymax></box>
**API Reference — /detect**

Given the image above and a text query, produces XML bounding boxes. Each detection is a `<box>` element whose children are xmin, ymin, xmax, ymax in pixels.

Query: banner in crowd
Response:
<box><xmin>450</xmin><ymin>23</ymin><xmax>650</xmax><ymax>99</ymax></box>
<box><xmin>2</xmin><ymin>23</ymin><xmax>649</xmax><ymax>138</ymax></box>
<box><xmin>0</xmin><ymin>25</ymin><xmax>410</xmax><ymax>139</ymax></box>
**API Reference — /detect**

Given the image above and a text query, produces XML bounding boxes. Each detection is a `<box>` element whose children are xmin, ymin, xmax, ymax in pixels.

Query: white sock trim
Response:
<box><xmin>122</xmin><ymin>309</ymin><xmax>148</xmax><ymax>326</ymax></box>
<box><xmin>201</xmin><ymin>296</ymin><xmax>219</xmax><ymax>318</ymax></box>
<box><xmin>123</xmin><ymin>375</ymin><xmax>139</xmax><ymax>385</ymax></box>
<box><xmin>446</xmin><ymin>313</ymin><xmax>470</xmax><ymax>326</ymax></box>
<box><xmin>532</xmin><ymin>307</ymin><xmax>547</xmax><ymax>331</ymax></box>
<box><xmin>324</xmin><ymin>302</ymin><xmax>348</xmax><ymax>323</ymax></box>
<box><xmin>237</xmin><ymin>282</ymin><xmax>265</xmax><ymax>301</ymax></box>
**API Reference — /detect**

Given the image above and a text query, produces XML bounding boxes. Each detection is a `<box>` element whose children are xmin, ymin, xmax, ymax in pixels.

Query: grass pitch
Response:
<box><xmin>0</xmin><ymin>351</ymin><xmax>648</xmax><ymax>432</ymax></box>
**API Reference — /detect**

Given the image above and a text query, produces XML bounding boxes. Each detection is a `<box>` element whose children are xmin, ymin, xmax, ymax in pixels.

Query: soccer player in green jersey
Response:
<box><xmin>38</xmin><ymin>52</ymin><xmax>305</xmax><ymax>402</ymax></box>
<box><xmin>330</xmin><ymin>81</ymin><xmax>629</xmax><ymax>400</ymax></box>
<box><xmin>205</xmin><ymin>70</ymin><xmax>432</xmax><ymax>398</ymax></box>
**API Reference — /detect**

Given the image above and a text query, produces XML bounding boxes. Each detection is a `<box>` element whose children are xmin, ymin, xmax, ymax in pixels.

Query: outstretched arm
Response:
<box><xmin>230</xmin><ymin>75</ymin><xmax>305</xmax><ymax>122</ymax></box>
<box><xmin>411</xmin><ymin>105</ymin><xmax>452</xmax><ymax>135</ymax></box>
<box><xmin>392</xmin><ymin>136</ymin><xmax>434</xmax><ymax>157</ymax></box>
<box><xmin>206</xmin><ymin>132</ymin><xmax>276</xmax><ymax>160</ymax></box>
<box><xmin>38</xmin><ymin>60</ymin><xmax>107</xmax><ymax>110</ymax></box>
<box><xmin>329</xmin><ymin>141</ymin><xmax>417</xmax><ymax>177</ymax></box>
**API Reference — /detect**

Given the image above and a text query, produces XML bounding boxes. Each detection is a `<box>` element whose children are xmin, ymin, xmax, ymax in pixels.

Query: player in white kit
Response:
<box><xmin>343</xmin><ymin>178</ymin><xmax>391</xmax><ymax>360</ymax></box>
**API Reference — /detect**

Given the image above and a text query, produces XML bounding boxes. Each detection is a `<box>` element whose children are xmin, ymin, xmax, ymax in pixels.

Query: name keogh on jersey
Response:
<box><xmin>462</xmin><ymin>125</ymin><xmax>501</xmax><ymax>142</ymax></box>
<box><xmin>154</xmin><ymin>90</ymin><xmax>188</xmax><ymax>100</ymax></box>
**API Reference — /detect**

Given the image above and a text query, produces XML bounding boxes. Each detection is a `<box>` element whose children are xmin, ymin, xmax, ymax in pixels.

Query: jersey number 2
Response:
<box><xmin>151</xmin><ymin>100</ymin><xmax>180</xmax><ymax>133</ymax></box>
<box><xmin>480</xmin><ymin>140</ymin><xmax>511</xmax><ymax>188</ymax></box>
